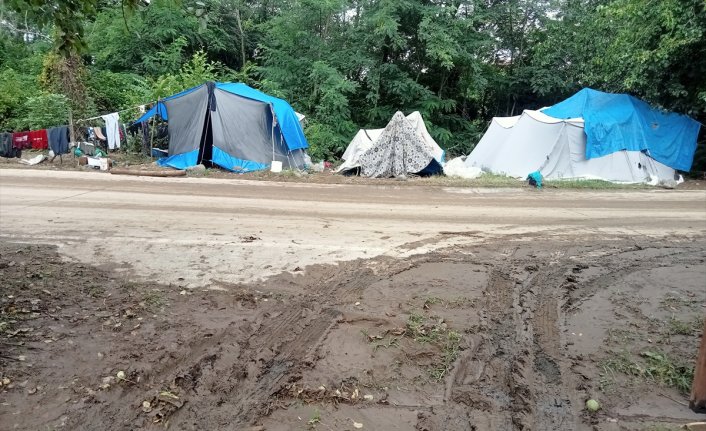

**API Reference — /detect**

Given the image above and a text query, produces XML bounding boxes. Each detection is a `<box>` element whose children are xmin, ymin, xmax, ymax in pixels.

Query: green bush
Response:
<box><xmin>303</xmin><ymin>121</ymin><xmax>350</xmax><ymax>162</ymax></box>
<box><xmin>0</xmin><ymin>69</ymin><xmax>41</xmax><ymax>131</ymax></box>
<box><xmin>10</xmin><ymin>93</ymin><xmax>71</xmax><ymax>131</ymax></box>
<box><xmin>87</xmin><ymin>70</ymin><xmax>150</xmax><ymax>114</ymax></box>
<box><xmin>149</xmin><ymin>51</ymin><xmax>221</xmax><ymax>100</ymax></box>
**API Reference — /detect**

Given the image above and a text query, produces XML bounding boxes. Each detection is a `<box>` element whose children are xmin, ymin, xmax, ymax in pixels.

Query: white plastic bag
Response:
<box><xmin>443</xmin><ymin>156</ymin><xmax>483</xmax><ymax>179</ymax></box>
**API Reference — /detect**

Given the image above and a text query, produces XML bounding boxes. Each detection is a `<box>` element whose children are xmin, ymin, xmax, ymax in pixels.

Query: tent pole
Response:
<box><xmin>283</xmin><ymin>128</ymin><xmax>296</xmax><ymax>171</ymax></box>
<box><xmin>271</xmin><ymin>106</ymin><xmax>275</xmax><ymax>163</ymax></box>
<box><xmin>149</xmin><ymin>115</ymin><xmax>155</xmax><ymax>158</ymax></box>
<box><xmin>149</xmin><ymin>99</ymin><xmax>160</xmax><ymax>159</ymax></box>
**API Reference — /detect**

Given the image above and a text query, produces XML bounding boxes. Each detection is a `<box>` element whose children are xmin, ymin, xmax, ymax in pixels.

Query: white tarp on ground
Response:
<box><xmin>338</xmin><ymin>111</ymin><xmax>444</xmax><ymax>173</ymax></box>
<box><xmin>443</xmin><ymin>156</ymin><xmax>482</xmax><ymax>179</ymax></box>
<box><xmin>465</xmin><ymin>110</ymin><xmax>679</xmax><ymax>184</ymax></box>
<box><xmin>19</xmin><ymin>154</ymin><xmax>46</xmax><ymax>166</ymax></box>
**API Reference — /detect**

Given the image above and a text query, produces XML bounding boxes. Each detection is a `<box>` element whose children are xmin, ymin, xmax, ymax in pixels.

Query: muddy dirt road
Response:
<box><xmin>1</xmin><ymin>169</ymin><xmax>706</xmax><ymax>431</ymax></box>
<box><xmin>1</xmin><ymin>169</ymin><xmax>705</xmax><ymax>286</ymax></box>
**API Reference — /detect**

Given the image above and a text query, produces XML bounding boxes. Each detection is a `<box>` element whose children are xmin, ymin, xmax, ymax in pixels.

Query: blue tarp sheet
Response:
<box><xmin>135</xmin><ymin>102</ymin><xmax>166</xmax><ymax>123</ymax></box>
<box><xmin>211</xmin><ymin>147</ymin><xmax>269</xmax><ymax>173</ymax></box>
<box><xmin>156</xmin><ymin>148</ymin><xmax>269</xmax><ymax>173</ymax></box>
<box><xmin>156</xmin><ymin>149</ymin><xmax>199</xmax><ymax>170</ymax></box>
<box><xmin>543</xmin><ymin>88</ymin><xmax>700</xmax><ymax>171</ymax></box>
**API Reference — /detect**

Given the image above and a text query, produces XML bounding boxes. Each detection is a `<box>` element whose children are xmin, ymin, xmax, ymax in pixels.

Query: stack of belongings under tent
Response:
<box><xmin>0</xmin><ymin>127</ymin><xmax>71</xmax><ymax>159</ymax></box>
<box><xmin>338</xmin><ymin>111</ymin><xmax>445</xmax><ymax>178</ymax></box>
<box><xmin>134</xmin><ymin>81</ymin><xmax>309</xmax><ymax>173</ymax></box>
<box><xmin>464</xmin><ymin>88</ymin><xmax>700</xmax><ymax>185</ymax></box>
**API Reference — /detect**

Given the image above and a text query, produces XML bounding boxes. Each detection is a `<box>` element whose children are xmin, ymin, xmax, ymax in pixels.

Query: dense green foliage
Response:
<box><xmin>1</xmin><ymin>0</ymin><xmax>704</xmax><ymax>168</ymax></box>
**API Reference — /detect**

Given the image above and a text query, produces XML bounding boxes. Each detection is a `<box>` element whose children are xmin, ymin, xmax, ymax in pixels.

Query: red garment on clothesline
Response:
<box><xmin>28</xmin><ymin>129</ymin><xmax>49</xmax><ymax>150</ymax></box>
<box><xmin>12</xmin><ymin>131</ymin><xmax>31</xmax><ymax>149</ymax></box>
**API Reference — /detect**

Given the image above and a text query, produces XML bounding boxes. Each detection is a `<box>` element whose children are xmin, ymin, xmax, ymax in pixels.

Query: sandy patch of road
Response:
<box><xmin>2</xmin><ymin>169</ymin><xmax>705</xmax><ymax>288</ymax></box>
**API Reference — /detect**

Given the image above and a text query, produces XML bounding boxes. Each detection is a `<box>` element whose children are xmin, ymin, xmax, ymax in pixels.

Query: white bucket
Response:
<box><xmin>270</xmin><ymin>161</ymin><xmax>283</xmax><ymax>173</ymax></box>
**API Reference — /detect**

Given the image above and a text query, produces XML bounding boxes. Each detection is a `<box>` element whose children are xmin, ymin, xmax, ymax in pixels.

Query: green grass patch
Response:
<box><xmin>427</xmin><ymin>173</ymin><xmax>521</xmax><ymax>188</ymax></box>
<box><xmin>430</xmin><ymin>330</ymin><xmax>462</xmax><ymax>381</ymax></box>
<box><xmin>119</xmin><ymin>281</ymin><xmax>141</xmax><ymax>291</ymax></box>
<box><xmin>419</xmin><ymin>296</ymin><xmax>476</xmax><ymax>310</ymax></box>
<box><xmin>605</xmin><ymin>328</ymin><xmax>641</xmax><ymax>345</ymax></box>
<box><xmin>667</xmin><ymin>316</ymin><xmax>702</xmax><ymax>336</ymax></box>
<box><xmin>412</xmin><ymin>173</ymin><xmax>651</xmax><ymax>189</ymax></box>
<box><xmin>600</xmin><ymin>350</ymin><xmax>644</xmax><ymax>377</ymax></box>
<box><xmin>599</xmin><ymin>350</ymin><xmax>694</xmax><ymax>394</ymax></box>
<box><xmin>142</xmin><ymin>290</ymin><xmax>166</xmax><ymax>310</ymax></box>
<box><xmin>406</xmin><ymin>312</ymin><xmax>446</xmax><ymax>343</ymax></box>
<box><xmin>371</xmin><ymin>336</ymin><xmax>400</xmax><ymax>351</ymax></box>
<box><xmin>660</xmin><ymin>292</ymin><xmax>702</xmax><ymax>311</ymax></box>
<box><xmin>422</xmin><ymin>296</ymin><xmax>443</xmax><ymax>309</ymax></box>
<box><xmin>361</xmin><ymin>313</ymin><xmax>464</xmax><ymax>382</ymax></box>
<box><xmin>405</xmin><ymin>313</ymin><xmax>463</xmax><ymax>381</ymax></box>
<box><xmin>641</xmin><ymin>351</ymin><xmax>694</xmax><ymax>393</ymax></box>
<box><xmin>118</xmin><ymin>152</ymin><xmax>154</xmax><ymax>166</ymax></box>
<box><xmin>83</xmin><ymin>283</ymin><xmax>105</xmax><ymax>298</ymax></box>
<box><xmin>307</xmin><ymin>409</ymin><xmax>321</xmax><ymax>429</ymax></box>
<box><xmin>0</xmin><ymin>320</ymin><xmax>13</xmax><ymax>335</ymax></box>
<box><xmin>544</xmin><ymin>179</ymin><xmax>648</xmax><ymax>189</ymax></box>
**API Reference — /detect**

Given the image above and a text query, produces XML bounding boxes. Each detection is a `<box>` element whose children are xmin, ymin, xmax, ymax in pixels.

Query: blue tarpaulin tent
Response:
<box><xmin>135</xmin><ymin>82</ymin><xmax>308</xmax><ymax>172</ymax></box>
<box><xmin>543</xmin><ymin>88</ymin><xmax>700</xmax><ymax>171</ymax></box>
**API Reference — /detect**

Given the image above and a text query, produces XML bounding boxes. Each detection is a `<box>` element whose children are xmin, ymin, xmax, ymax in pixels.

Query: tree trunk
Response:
<box><xmin>234</xmin><ymin>8</ymin><xmax>246</xmax><ymax>70</ymax></box>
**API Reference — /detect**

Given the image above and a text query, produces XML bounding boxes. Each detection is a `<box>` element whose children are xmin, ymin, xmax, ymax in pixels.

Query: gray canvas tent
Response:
<box><xmin>465</xmin><ymin>109</ymin><xmax>678</xmax><ymax>184</ymax></box>
<box><xmin>136</xmin><ymin>82</ymin><xmax>309</xmax><ymax>172</ymax></box>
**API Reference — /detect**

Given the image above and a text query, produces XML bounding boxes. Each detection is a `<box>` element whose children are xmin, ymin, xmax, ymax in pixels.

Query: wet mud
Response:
<box><xmin>1</xmin><ymin>235</ymin><xmax>704</xmax><ymax>430</ymax></box>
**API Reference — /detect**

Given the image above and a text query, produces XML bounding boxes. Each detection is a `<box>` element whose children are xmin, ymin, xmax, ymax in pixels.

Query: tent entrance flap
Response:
<box><xmin>196</xmin><ymin>107</ymin><xmax>214</xmax><ymax>168</ymax></box>
<box><xmin>211</xmin><ymin>88</ymin><xmax>290</xmax><ymax>166</ymax></box>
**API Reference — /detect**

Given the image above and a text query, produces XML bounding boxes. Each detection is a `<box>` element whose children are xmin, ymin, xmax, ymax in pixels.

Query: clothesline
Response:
<box><xmin>75</xmin><ymin>102</ymin><xmax>152</xmax><ymax>123</ymax></box>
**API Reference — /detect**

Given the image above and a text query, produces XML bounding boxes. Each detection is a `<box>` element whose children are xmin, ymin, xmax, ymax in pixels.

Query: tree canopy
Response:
<box><xmin>1</xmin><ymin>0</ymin><xmax>704</xmax><ymax>167</ymax></box>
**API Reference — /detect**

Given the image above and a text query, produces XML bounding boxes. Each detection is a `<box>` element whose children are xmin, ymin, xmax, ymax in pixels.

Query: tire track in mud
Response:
<box><xmin>564</xmin><ymin>247</ymin><xmax>705</xmax><ymax>313</ymax></box>
<box><xmin>142</xmin><ymin>260</ymin><xmax>393</xmax><ymax>429</ymax></box>
<box><xmin>522</xmin><ymin>242</ymin><xmax>706</xmax><ymax>431</ymax></box>
<box><xmin>441</xmin><ymin>260</ymin><xmax>519</xmax><ymax>429</ymax></box>
<box><xmin>229</xmin><ymin>308</ymin><xmax>342</xmax><ymax>425</ymax></box>
<box><xmin>441</xmin><ymin>245</ymin><xmax>581</xmax><ymax>431</ymax></box>
<box><xmin>172</xmin><ymin>300</ymin><xmax>350</xmax><ymax>427</ymax></box>
<box><xmin>522</xmin><ymin>262</ymin><xmax>578</xmax><ymax>431</ymax></box>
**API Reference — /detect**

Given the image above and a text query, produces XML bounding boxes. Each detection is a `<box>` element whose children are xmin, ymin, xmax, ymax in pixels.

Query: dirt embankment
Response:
<box><xmin>1</xmin><ymin>236</ymin><xmax>705</xmax><ymax>430</ymax></box>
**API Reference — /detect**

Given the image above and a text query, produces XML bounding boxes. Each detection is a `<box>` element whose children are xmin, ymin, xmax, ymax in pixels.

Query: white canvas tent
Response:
<box><xmin>465</xmin><ymin>109</ymin><xmax>678</xmax><ymax>184</ymax></box>
<box><xmin>338</xmin><ymin>111</ymin><xmax>444</xmax><ymax>173</ymax></box>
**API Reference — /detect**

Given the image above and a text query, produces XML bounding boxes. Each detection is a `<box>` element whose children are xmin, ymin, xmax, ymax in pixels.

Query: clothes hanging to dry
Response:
<box><xmin>28</xmin><ymin>129</ymin><xmax>49</xmax><ymax>150</ymax></box>
<box><xmin>102</xmin><ymin>113</ymin><xmax>121</xmax><ymax>150</ymax></box>
<box><xmin>93</xmin><ymin>126</ymin><xmax>107</xmax><ymax>141</ymax></box>
<box><xmin>47</xmin><ymin>126</ymin><xmax>70</xmax><ymax>155</ymax></box>
<box><xmin>12</xmin><ymin>131</ymin><xmax>31</xmax><ymax>149</ymax></box>
<box><xmin>0</xmin><ymin>132</ymin><xmax>19</xmax><ymax>158</ymax></box>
